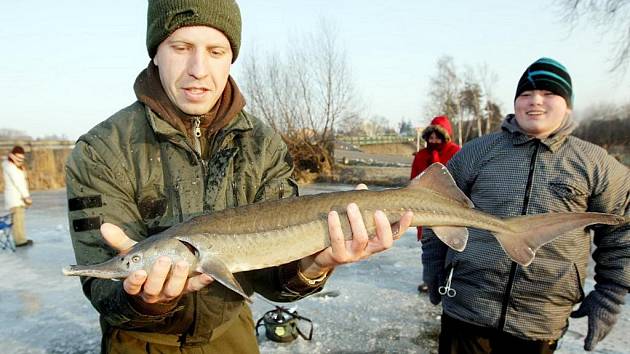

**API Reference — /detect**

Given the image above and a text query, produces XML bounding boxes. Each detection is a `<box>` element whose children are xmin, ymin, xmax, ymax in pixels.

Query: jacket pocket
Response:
<box><xmin>573</xmin><ymin>262</ymin><xmax>585</xmax><ymax>303</ymax></box>
<box><xmin>549</xmin><ymin>181</ymin><xmax>588</xmax><ymax>209</ymax></box>
<box><xmin>517</xmin><ymin>258</ymin><xmax>582</xmax><ymax>305</ymax></box>
<box><xmin>137</xmin><ymin>184</ymin><xmax>172</xmax><ymax>235</ymax></box>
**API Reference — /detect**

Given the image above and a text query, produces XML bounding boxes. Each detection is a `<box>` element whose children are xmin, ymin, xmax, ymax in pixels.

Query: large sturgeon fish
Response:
<box><xmin>63</xmin><ymin>163</ymin><xmax>628</xmax><ymax>300</ymax></box>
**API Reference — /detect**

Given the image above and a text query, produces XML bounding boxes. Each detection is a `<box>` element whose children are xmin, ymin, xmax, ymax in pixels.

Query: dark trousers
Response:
<box><xmin>439</xmin><ymin>313</ymin><xmax>557</xmax><ymax>354</ymax></box>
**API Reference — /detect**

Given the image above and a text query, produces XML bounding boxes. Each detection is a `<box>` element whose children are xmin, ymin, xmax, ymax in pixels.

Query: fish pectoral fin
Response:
<box><xmin>198</xmin><ymin>257</ymin><xmax>252</xmax><ymax>303</ymax></box>
<box><xmin>491</xmin><ymin>231</ymin><xmax>537</xmax><ymax>267</ymax></box>
<box><xmin>410</xmin><ymin>163</ymin><xmax>474</xmax><ymax>208</ymax></box>
<box><xmin>432</xmin><ymin>226</ymin><xmax>468</xmax><ymax>252</ymax></box>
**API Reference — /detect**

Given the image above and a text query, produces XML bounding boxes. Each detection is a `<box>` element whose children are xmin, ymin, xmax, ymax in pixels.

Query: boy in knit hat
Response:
<box><xmin>65</xmin><ymin>1</ymin><xmax>411</xmax><ymax>353</ymax></box>
<box><xmin>422</xmin><ymin>57</ymin><xmax>629</xmax><ymax>353</ymax></box>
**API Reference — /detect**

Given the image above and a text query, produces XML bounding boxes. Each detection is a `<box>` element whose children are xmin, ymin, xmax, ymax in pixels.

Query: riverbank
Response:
<box><xmin>318</xmin><ymin>148</ymin><xmax>413</xmax><ymax>187</ymax></box>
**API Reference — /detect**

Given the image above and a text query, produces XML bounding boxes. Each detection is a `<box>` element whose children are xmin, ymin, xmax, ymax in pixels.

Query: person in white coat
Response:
<box><xmin>2</xmin><ymin>145</ymin><xmax>33</xmax><ymax>247</ymax></box>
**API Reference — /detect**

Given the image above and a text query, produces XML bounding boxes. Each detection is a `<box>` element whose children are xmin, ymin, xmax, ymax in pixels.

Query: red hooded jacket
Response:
<box><xmin>410</xmin><ymin>115</ymin><xmax>460</xmax><ymax>240</ymax></box>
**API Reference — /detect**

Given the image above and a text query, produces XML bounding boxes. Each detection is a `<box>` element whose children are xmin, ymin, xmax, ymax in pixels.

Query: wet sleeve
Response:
<box><xmin>66</xmin><ymin>140</ymin><xmax>184</xmax><ymax>330</ymax></box>
<box><xmin>590</xmin><ymin>157</ymin><xmax>630</xmax><ymax>291</ymax></box>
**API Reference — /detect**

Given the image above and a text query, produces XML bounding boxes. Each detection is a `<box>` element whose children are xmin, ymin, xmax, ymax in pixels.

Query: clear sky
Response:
<box><xmin>1</xmin><ymin>0</ymin><xmax>628</xmax><ymax>140</ymax></box>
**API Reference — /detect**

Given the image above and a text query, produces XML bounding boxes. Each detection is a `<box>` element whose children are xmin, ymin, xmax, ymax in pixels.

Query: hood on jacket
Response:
<box><xmin>501</xmin><ymin>113</ymin><xmax>576</xmax><ymax>151</ymax></box>
<box><xmin>422</xmin><ymin>115</ymin><xmax>453</xmax><ymax>143</ymax></box>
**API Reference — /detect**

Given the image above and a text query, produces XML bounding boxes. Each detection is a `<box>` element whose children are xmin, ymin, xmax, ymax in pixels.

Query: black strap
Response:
<box><xmin>294</xmin><ymin>314</ymin><xmax>313</xmax><ymax>341</ymax></box>
<box><xmin>255</xmin><ymin>316</ymin><xmax>265</xmax><ymax>336</ymax></box>
<box><xmin>68</xmin><ymin>195</ymin><xmax>103</xmax><ymax>211</ymax></box>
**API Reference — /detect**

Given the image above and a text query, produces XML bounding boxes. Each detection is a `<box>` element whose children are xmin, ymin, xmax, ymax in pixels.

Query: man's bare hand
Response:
<box><xmin>100</xmin><ymin>223</ymin><xmax>213</xmax><ymax>304</ymax></box>
<box><xmin>299</xmin><ymin>184</ymin><xmax>413</xmax><ymax>278</ymax></box>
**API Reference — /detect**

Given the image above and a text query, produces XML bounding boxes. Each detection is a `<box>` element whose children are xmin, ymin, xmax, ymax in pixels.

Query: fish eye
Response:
<box><xmin>131</xmin><ymin>255</ymin><xmax>141</xmax><ymax>263</ymax></box>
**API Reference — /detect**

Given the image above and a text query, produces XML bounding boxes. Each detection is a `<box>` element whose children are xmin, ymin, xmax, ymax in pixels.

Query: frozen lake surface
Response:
<box><xmin>0</xmin><ymin>188</ymin><xmax>628</xmax><ymax>353</ymax></box>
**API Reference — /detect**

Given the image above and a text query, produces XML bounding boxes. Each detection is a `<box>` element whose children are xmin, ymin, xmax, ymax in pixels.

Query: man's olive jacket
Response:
<box><xmin>66</xmin><ymin>101</ymin><xmax>309</xmax><ymax>345</ymax></box>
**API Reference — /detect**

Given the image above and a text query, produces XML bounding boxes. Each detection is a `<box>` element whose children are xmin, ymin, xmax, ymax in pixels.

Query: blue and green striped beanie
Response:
<box><xmin>515</xmin><ymin>57</ymin><xmax>573</xmax><ymax>107</ymax></box>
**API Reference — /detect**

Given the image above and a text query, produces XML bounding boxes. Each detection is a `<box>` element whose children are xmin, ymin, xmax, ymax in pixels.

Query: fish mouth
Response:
<box><xmin>62</xmin><ymin>264</ymin><xmax>128</xmax><ymax>279</ymax></box>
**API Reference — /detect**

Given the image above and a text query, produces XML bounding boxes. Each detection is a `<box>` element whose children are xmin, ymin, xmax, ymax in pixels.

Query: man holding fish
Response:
<box><xmin>422</xmin><ymin>58</ymin><xmax>630</xmax><ymax>353</ymax></box>
<box><xmin>65</xmin><ymin>1</ymin><xmax>412</xmax><ymax>353</ymax></box>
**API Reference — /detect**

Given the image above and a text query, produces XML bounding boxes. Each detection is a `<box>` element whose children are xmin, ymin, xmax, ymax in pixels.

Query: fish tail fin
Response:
<box><xmin>492</xmin><ymin>212</ymin><xmax>626</xmax><ymax>266</ymax></box>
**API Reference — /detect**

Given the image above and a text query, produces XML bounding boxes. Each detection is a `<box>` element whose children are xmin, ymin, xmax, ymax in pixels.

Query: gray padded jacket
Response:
<box><xmin>422</xmin><ymin>114</ymin><xmax>630</xmax><ymax>340</ymax></box>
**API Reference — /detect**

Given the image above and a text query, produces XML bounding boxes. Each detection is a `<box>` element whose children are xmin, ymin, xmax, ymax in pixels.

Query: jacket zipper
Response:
<box><xmin>191</xmin><ymin>116</ymin><xmax>209</xmax><ymax>175</ymax></box>
<box><xmin>192</xmin><ymin>117</ymin><xmax>202</xmax><ymax>157</ymax></box>
<box><xmin>497</xmin><ymin>139</ymin><xmax>540</xmax><ymax>331</ymax></box>
<box><xmin>189</xmin><ymin>117</ymin><xmax>204</xmax><ymax>342</ymax></box>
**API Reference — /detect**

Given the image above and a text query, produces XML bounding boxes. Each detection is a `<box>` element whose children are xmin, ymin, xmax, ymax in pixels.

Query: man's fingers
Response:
<box><xmin>185</xmin><ymin>274</ymin><xmax>214</xmax><ymax>293</ymax></box>
<box><xmin>162</xmin><ymin>261</ymin><xmax>189</xmax><ymax>299</ymax></box>
<box><xmin>347</xmin><ymin>203</ymin><xmax>368</xmax><ymax>254</ymax></box>
<box><xmin>142</xmin><ymin>257</ymin><xmax>172</xmax><ymax>303</ymax></box>
<box><xmin>394</xmin><ymin>211</ymin><xmax>414</xmax><ymax>239</ymax></box>
<box><xmin>123</xmin><ymin>270</ymin><xmax>147</xmax><ymax>295</ymax></box>
<box><xmin>371</xmin><ymin>210</ymin><xmax>393</xmax><ymax>251</ymax></box>
<box><xmin>327</xmin><ymin>210</ymin><xmax>348</xmax><ymax>263</ymax></box>
<box><xmin>101</xmin><ymin>223</ymin><xmax>136</xmax><ymax>253</ymax></box>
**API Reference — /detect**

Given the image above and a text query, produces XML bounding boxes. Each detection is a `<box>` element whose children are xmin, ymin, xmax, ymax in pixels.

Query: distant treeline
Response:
<box><xmin>572</xmin><ymin>103</ymin><xmax>630</xmax><ymax>166</ymax></box>
<box><xmin>573</xmin><ymin>117</ymin><xmax>630</xmax><ymax>147</ymax></box>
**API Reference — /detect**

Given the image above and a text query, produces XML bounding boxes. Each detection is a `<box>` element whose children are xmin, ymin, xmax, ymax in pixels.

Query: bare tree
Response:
<box><xmin>459</xmin><ymin>78</ymin><xmax>483</xmax><ymax>141</ymax></box>
<box><xmin>484</xmin><ymin>100</ymin><xmax>504</xmax><ymax>133</ymax></box>
<box><xmin>424</xmin><ymin>56</ymin><xmax>462</xmax><ymax>142</ymax></box>
<box><xmin>425</xmin><ymin>57</ymin><xmax>504</xmax><ymax>145</ymax></box>
<box><xmin>557</xmin><ymin>0</ymin><xmax>630</xmax><ymax>72</ymax></box>
<box><xmin>476</xmin><ymin>63</ymin><xmax>502</xmax><ymax>134</ymax></box>
<box><xmin>241</xmin><ymin>21</ymin><xmax>359</xmax><ymax>181</ymax></box>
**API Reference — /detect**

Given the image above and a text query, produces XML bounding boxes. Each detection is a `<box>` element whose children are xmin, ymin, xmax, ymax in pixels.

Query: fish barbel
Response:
<box><xmin>63</xmin><ymin>163</ymin><xmax>628</xmax><ymax>300</ymax></box>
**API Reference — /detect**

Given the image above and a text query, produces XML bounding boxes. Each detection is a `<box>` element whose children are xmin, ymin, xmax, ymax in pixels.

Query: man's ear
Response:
<box><xmin>153</xmin><ymin>56</ymin><xmax>159</xmax><ymax>66</ymax></box>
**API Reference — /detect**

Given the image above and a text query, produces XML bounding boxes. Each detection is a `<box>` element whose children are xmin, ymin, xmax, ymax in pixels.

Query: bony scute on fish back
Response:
<box><xmin>63</xmin><ymin>163</ymin><xmax>629</xmax><ymax>299</ymax></box>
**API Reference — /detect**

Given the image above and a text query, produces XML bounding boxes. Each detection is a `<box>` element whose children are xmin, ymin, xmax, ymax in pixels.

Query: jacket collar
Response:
<box><xmin>501</xmin><ymin>114</ymin><xmax>576</xmax><ymax>152</ymax></box>
<box><xmin>146</xmin><ymin>106</ymin><xmax>253</xmax><ymax>143</ymax></box>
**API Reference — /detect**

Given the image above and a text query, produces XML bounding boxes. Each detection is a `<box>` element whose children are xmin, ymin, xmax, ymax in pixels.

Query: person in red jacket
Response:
<box><xmin>410</xmin><ymin>115</ymin><xmax>460</xmax><ymax>292</ymax></box>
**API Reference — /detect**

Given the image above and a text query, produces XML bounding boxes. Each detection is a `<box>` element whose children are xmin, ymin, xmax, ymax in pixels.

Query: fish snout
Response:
<box><xmin>61</xmin><ymin>259</ymin><xmax>131</xmax><ymax>279</ymax></box>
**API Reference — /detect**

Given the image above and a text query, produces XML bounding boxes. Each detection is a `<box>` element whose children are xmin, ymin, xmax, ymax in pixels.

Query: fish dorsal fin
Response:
<box><xmin>410</xmin><ymin>163</ymin><xmax>474</xmax><ymax>208</ymax></box>
<box><xmin>432</xmin><ymin>226</ymin><xmax>468</xmax><ymax>252</ymax></box>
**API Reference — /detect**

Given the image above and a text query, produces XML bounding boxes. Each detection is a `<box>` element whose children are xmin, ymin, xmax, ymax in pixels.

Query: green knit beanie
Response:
<box><xmin>146</xmin><ymin>0</ymin><xmax>242</xmax><ymax>62</ymax></box>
